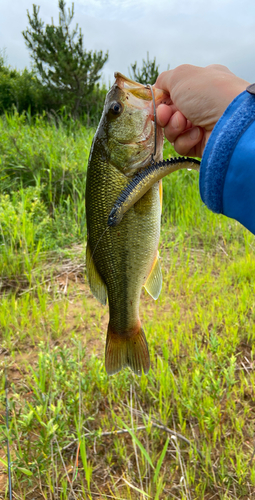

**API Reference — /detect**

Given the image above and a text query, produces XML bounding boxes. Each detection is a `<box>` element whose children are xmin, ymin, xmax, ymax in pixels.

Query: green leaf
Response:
<box><xmin>153</xmin><ymin>437</ymin><xmax>169</xmax><ymax>484</ymax></box>
<box><xmin>118</xmin><ymin>417</ymin><xmax>154</xmax><ymax>469</ymax></box>
<box><xmin>123</xmin><ymin>477</ymin><xmax>152</xmax><ymax>498</ymax></box>
<box><xmin>0</xmin><ymin>457</ymin><xmax>7</xmax><ymax>467</ymax></box>
<box><xmin>18</xmin><ymin>467</ymin><xmax>33</xmax><ymax>476</ymax></box>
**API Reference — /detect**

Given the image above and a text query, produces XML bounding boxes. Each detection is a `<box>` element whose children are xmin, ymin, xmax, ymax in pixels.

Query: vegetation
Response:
<box><xmin>0</xmin><ymin>0</ymin><xmax>108</xmax><ymax>124</ymax></box>
<box><xmin>129</xmin><ymin>52</ymin><xmax>160</xmax><ymax>85</ymax></box>
<box><xmin>0</xmin><ymin>57</ymin><xmax>107</xmax><ymax>125</ymax></box>
<box><xmin>0</xmin><ymin>113</ymin><xmax>255</xmax><ymax>499</ymax></box>
<box><xmin>0</xmin><ymin>0</ymin><xmax>163</xmax><ymax>123</ymax></box>
<box><xmin>0</xmin><ymin>54</ymin><xmax>44</xmax><ymax>115</ymax></box>
<box><xmin>22</xmin><ymin>0</ymin><xmax>108</xmax><ymax>119</ymax></box>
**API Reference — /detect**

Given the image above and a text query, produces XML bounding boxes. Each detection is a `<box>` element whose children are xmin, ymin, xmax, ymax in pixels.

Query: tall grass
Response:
<box><xmin>0</xmin><ymin>111</ymin><xmax>93</xmax><ymax>284</ymax></box>
<box><xmin>0</xmin><ymin>112</ymin><xmax>255</xmax><ymax>499</ymax></box>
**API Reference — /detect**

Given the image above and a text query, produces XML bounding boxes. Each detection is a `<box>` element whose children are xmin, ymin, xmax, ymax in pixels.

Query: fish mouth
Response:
<box><xmin>114</xmin><ymin>72</ymin><xmax>169</xmax><ymax>111</ymax></box>
<box><xmin>113</xmin><ymin>73</ymin><xmax>167</xmax><ymax>176</ymax></box>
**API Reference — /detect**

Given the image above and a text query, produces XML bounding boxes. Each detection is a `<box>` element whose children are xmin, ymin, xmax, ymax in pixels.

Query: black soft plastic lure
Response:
<box><xmin>108</xmin><ymin>155</ymin><xmax>200</xmax><ymax>227</ymax></box>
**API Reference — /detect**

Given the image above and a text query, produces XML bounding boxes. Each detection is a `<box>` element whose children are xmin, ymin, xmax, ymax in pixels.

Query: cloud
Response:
<box><xmin>0</xmin><ymin>0</ymin><xmax>60</xmax><ymax>69</ymax></box>
<box><xmin>1</xmin><ymin>0</ymin><xmax>255</xmax><ymax>83</ymax></box>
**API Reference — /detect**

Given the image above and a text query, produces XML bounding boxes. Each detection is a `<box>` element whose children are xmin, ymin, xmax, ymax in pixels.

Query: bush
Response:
<box><xmin>0</xmin><ymin>62</ymin><xmax>108</xmax><ymax>125</ymax></box>
<box><xmin>0</xmin><ymin>63</ymin><xmax>45</xmax><ymax>115</ymax></box>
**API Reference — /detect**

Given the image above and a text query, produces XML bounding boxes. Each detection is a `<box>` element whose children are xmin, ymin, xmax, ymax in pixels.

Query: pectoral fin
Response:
<box><xmin>144</xmin><ymin>253</ymin><xmax>162</xmax><ymax>300</ymax></box>
<box><xmin>86</xmin><ymin>241</ymin><xmax>107</xmax><ymax>305</ymax></box>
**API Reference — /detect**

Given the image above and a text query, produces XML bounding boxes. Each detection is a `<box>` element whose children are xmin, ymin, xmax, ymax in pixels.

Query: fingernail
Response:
<box><xmin>171</xmin><ymin>114</ymin><xmax>180</xmax><ymax>129</ymax></box>
<box><xmin>189</xmin><ymin>127</ymin><xmax>200</xmax><ymax>140</ymax></box>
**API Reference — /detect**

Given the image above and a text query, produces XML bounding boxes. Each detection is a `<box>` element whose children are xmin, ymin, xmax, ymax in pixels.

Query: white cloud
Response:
<box><xmin>1</xmin><ymin>0</ymin><xmax>255</xmax><ymax>83</ymax></box>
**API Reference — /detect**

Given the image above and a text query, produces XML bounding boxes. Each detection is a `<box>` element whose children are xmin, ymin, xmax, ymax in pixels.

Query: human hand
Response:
<box><xmin>155</xmin><ymin>64</ymin><xmax>249</xmax><ymax>157</ymax></box>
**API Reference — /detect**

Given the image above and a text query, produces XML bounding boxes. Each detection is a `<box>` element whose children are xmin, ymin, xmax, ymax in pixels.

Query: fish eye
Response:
<box><xmin>109</xmin><ymin>101</ymin><xmax>123</xmax><ymax>115</ymax></box>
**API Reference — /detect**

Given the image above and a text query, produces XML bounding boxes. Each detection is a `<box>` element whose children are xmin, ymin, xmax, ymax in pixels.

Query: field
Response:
<box><xmin>1</xmin><ymin>111</ymin><xmax>255</xmax><ymax>499</ymax></box>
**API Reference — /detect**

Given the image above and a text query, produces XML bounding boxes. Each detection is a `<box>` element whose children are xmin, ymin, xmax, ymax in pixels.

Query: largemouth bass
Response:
<box><xmin>86</xmin><ymin>73</ymin><xmax>200</xmax><ymax>376</ymax></box>
<box><xmin>86</xmin><ymin>73</ymin><xmax>166</xmax><ymax>376</ymax></box>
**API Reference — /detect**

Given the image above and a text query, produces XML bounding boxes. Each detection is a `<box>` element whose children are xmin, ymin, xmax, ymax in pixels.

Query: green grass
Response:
<box><xmin>0</xmin><ymin>111</ymin><xmax>93</xmax><ymax>287</ymax></box>
<box><xmin>1</xmin><ymin>113</ymin><xmax>255</xmax><ymax>499</ymax></box>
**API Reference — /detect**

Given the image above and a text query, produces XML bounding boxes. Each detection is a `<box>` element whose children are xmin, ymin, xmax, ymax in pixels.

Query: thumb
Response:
<box><xmin>174</xmin><ymin>127</ymin><xmax>203</xmax><ymax>156</ymax></box>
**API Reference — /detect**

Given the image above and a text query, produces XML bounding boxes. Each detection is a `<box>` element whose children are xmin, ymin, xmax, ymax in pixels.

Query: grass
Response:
<box><xmin>1</xmin><ymin>112</ymin><xmax>255</xmax><ymax>499</ymax></box>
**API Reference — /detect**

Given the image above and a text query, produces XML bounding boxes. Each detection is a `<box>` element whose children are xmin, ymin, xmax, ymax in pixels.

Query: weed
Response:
<box><xmin>0</xmin><ymin>117</ymin><xmax>255</xmax><ymax>499</ymax></box>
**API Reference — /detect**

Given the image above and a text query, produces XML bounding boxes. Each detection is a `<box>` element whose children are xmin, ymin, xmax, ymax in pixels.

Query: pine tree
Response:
<box><xmin>129</xmin><ymin>52</ymin><xmax>159</xmax><ymax>85</ymax></box>
<box><xmin>23</xmin><ymin>1</ymin><xmax>108</xmax><ymax>118</ymax></box>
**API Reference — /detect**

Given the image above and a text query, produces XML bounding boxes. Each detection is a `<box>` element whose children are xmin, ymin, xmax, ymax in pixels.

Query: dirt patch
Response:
<box><xmin>0</xmin><ymin>273</ymin><xmax>108</xmax><ymax>385</ymax></box>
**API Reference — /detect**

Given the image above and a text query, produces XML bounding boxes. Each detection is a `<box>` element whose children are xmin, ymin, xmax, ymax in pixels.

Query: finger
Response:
<box><xmin>163</xmin><ymin>110</ymin><xmax>188</xmax><ymax>144</ymax></box>
<box><xmin>156</xmin><ymin>103</ymin><xmax>177</xmax><ymax>127</ymax></box>
<box><xmin>174</xmin><ymin>143</ymin><xmax>202</xmax><ymax>157</ymax></box>
<box><xmin>173</xmin><ymin>126</ymin><xmax>203</xmax><ymax>156</ymax></box>
<box><xmin>155</xmin><ymin>65</ymin><xmax>197</xmax><ymax>93</ymax></box>
<box><xmin>155</xmin><ymin>70</ymin><xmax>175</xmax><ymax>92</ymax></box>
<box><xmin>206</xmin><ymin>64</ymin><xmax>234</xmax><ymax>75</ymax></box>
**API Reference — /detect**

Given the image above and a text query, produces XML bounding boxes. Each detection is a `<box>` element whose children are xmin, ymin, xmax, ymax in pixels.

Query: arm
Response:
<box><xmin>200</xmin><ymin>88</ymin><xmax>255</xmax><ymax>234</ymax></box>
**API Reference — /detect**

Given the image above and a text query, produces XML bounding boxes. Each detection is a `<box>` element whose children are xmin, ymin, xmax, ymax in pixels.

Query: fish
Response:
<box><xmin>85</xmin><ymin>73</ymin><xmax>167</xmax><ymax>376</ymax></box>
<box><xmin>85</xmin><ymin>73</ymin><xmax>200</xmax><ymax>376</ymax></box>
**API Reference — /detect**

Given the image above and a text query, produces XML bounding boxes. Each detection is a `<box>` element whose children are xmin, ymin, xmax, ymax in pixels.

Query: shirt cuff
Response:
<box><xmin>199</xmin><ymin>90</ymin><xmax>255</xmax><ymax>214</ymax></box>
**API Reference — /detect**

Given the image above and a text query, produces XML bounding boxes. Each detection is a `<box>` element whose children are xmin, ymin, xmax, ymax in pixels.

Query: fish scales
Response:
<box><xmin>86</xmin><ymin>73</ymin><xmax>166</xmax><ymax>375</ymax></box>
<box><xmin>86</xmin><ymin>146</ymin><xmax>161</xmax><ymax>335</ymax></box>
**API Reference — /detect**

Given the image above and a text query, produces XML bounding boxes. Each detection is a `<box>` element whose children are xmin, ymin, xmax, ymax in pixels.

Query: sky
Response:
<box><xmin>1</xmin><ymin>0</ymin><xmax>255</xmax><ymax>86</ymax></box>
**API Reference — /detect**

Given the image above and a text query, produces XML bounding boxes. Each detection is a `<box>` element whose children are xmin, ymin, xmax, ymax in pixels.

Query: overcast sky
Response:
<box><xmin>1</xmin><ymin>0</ymin><xmax>255</xmax><ymax>86</ymax></box>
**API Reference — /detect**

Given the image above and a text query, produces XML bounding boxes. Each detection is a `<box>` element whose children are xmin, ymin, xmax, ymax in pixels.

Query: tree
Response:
<box><xmin>0</xmin><ymin>49</ymin><xmax>7</xmax><ymax>69</ymax></box>
<box><xmin>22</xmin><ymin>0</ymin><xmax>108</xmax><ymax>118</ymax></box>
<box><xmin>129</xmin><ymin>52</ymin><xmax>159</xmax><ymax>85</ymax></box>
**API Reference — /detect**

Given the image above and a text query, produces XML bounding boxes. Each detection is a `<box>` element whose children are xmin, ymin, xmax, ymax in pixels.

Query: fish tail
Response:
<box><xmin>105</xmin><ymin>323</ymin><xmax>150</xmax><ymax>376</ymax></box>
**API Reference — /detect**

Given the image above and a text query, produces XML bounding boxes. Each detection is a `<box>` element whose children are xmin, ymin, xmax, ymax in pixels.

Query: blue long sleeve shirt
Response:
<box><xmin>199</xmin><ymin>89</ymin><xmax>255</xmax><ymax>234</ymax></box>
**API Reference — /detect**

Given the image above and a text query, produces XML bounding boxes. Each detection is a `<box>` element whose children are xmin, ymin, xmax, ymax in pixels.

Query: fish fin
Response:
<box><xmin>105</xmin><ymin>324</ymin><xmax>150</xmax><ymax>376</ymax></box>
<box><xmin>144</xmin><ymin>252</ymin><xmax>162</xmax><ymax>300</ymax></box>
<box><xmin>159</xmin><ymin>179</ymin><xmax>163</xmax><ymax>212</ymax></box>
<box><xmin>86</xmin><ymin>241</ymin><xmax>107</xmax><ymax>305</ymax></box>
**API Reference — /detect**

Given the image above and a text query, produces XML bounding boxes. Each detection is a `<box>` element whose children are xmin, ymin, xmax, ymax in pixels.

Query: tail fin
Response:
<box><xmin>105</xmin><ymin>324</ymin><xmax>150</xmax><ymax>376</ymax></box>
